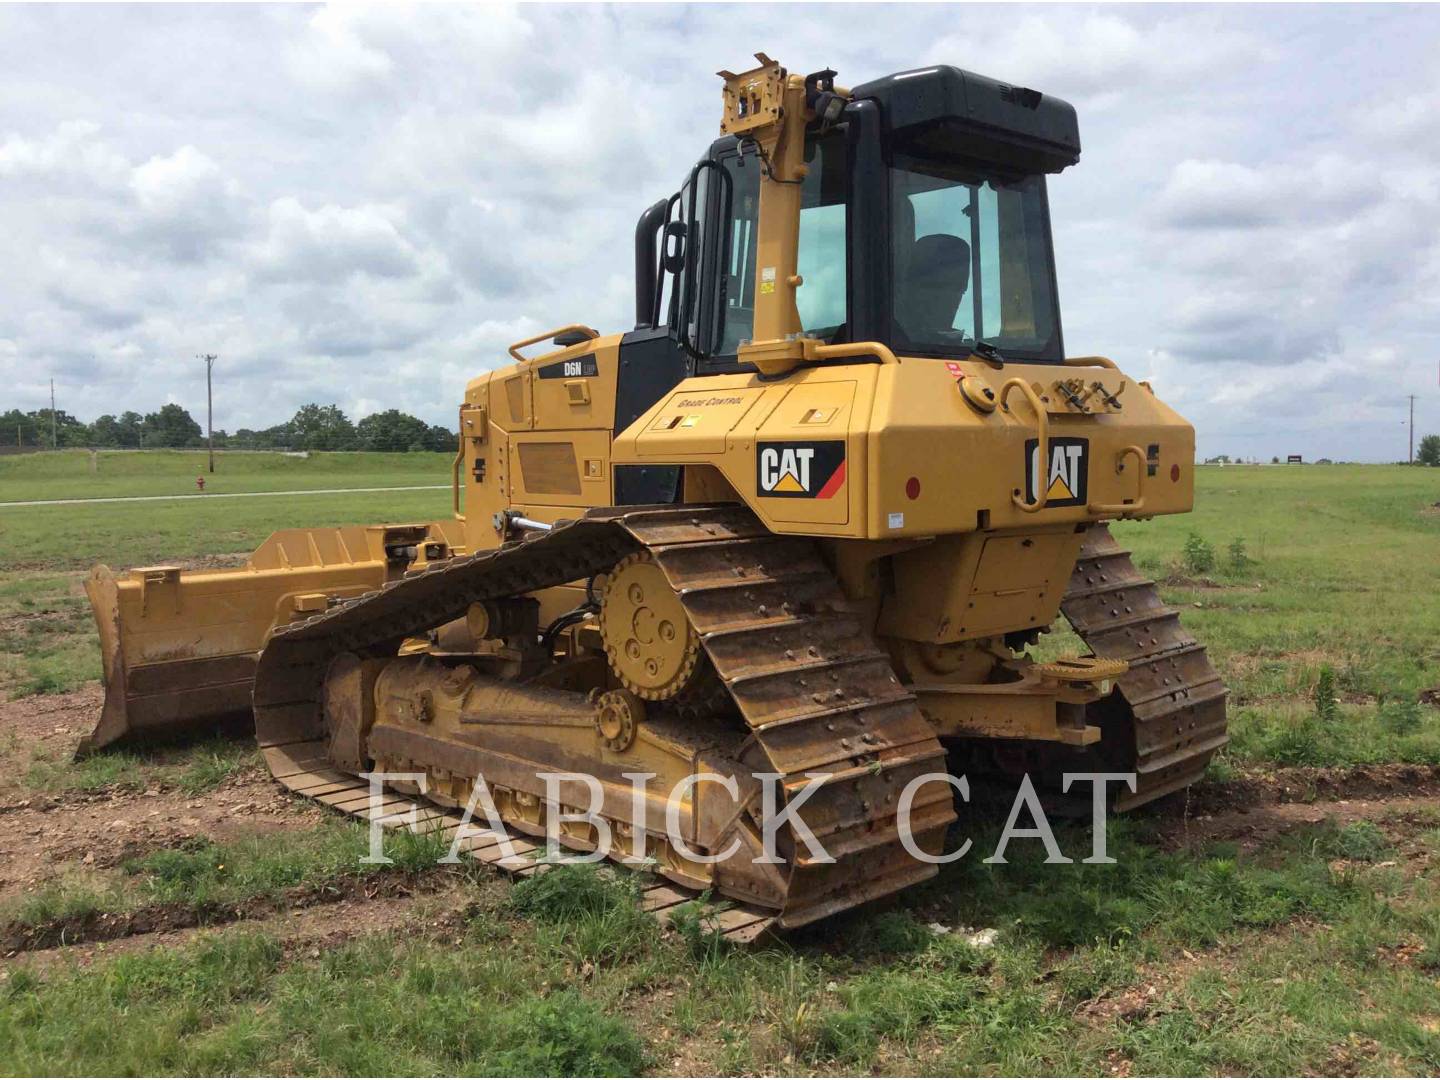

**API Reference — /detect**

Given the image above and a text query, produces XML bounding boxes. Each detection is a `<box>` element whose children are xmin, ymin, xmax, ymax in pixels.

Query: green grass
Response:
<box><xmin>510</xmin><ymin>864</ymin><xmax>656</xmax><ymax>967</ymax></box>
<box><xmin>20</xmin><ymin>734</ymin><xmax>259</xmax><ymax>796</ymax></box>
<box><xmin>0</xmin><ymin>452</ymin><xmax>451</xmax><ymax>696</ymax></box>
<box><xmin>0</xmin><ymin>929</ymin><xmax>648</xmax><ymax>1076</ymax></box>
<box><xmin>7</xmin><ymin>819</ymin><xmax>1439</xmax><ymax>1076</ymax></box>
<box><xmin>1</xmin><ymin>460</ymin><xmax>1439</xmax><ymax>1074</ymax></box>
<box><xmin>0</xmin><ymin>819</ymin><xmax>471</xmax><ymax>934</ymax></box>
<box><xmin>6</xmin><ymin>456</ymin><xmax>1437</xmax><ymax>765</ymax></box>
<box><xmin>1066</xmin><ymin>464</ymin><xmax>1440</xmax><ymax>770</ymax></box>
<box><xmin>0</xmin><ymin>488</ymin><xmax>450</xmax><ymax>572</ymax></box>
<box><xmin>0</xmin><ymin>448</ymin><xmax>451</xmax><ymax>502</ymax></box>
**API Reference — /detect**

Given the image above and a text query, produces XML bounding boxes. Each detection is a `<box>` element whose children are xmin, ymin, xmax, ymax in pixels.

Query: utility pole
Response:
<box><xmin>199</xmin><ymin>353</ymin><xmax>217</xmax><ymax>472</ymax></box>
<box><xmin>1408</xmin><ymin>394</ymin><xmax>1417</xmax><ymax>465</ymax></box>
<box><xmin>49</xmin><ymin>379</ymin><xmax>57</xmax><ymax>449</ymax></box>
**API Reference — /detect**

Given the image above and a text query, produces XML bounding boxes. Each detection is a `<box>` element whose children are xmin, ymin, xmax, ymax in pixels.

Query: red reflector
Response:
<box><xmin>905</xmin><ymin>476</ymin><xmax>921</xmax><ymax>500</ymax></box>
<box><xmin>1170</xmin><ymin>464</ymin><xmax>1181</xmax><ymax>482</ymax></box>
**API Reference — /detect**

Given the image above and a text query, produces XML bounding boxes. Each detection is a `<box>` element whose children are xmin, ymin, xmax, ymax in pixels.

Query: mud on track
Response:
<box><xmin>3</xmin><ymin>685</ymin><xmax>1438</xmax><ymax>969</ymax></box>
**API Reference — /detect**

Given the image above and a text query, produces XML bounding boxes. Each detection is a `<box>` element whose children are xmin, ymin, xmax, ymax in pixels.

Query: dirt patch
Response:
<box><xmin>1180</xmin><ymin>762</ymin><xmax>1440</xmax><ymax>815</ymax></box>
<box><xmin>1150</xmin><ymin>791</ymin><xmax>1440</xmax><ymax>856</ymax></box>
<box><xmin>0</xmin><ymin>683</ymin><xmax>104</xmax><ymax>774</ymax></box>
<box><xmin>1216</xmin><ymin>647</ymin><xmax>1350</xmax><ymax>691</ymax></box>
<box><xmin>0</xmin><ymin>687</ymin><xmax>511</xmax><ymax>977</ymax></box>
<box><xmin>1160</xmin><ymin>574</ymin><xmax>1239</xmax><ymax>592</ymax></box>
<box><xmin>0</xmin><ymin>679</ymin><xmax>513</xmax><ymax>970</ymax></box>
<box><xmin>0</xmin><ymin>686</ymin><xmax>321</xmax><ymax>905</ymax></box>
<box><xmin>0</xmin><ymin>870</ymin><xmax>467</xmax><ymax>954</ymax></box>
<box><xmin>0</xmin><ymin>784</ymin><xmax>323</xmax><ymax>903</ymax></box>
<box><xmin>0</xmin><ymin>610</ymin><xmax>65</xmax><ymax>634</ymax></box>
<box><xmin>1</xmin><ymin>881</ymin><xmax>491</xmax><ymax>976</ymax></box>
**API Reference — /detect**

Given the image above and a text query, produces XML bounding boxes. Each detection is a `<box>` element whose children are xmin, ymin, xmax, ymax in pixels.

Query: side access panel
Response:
<box><xmin>612</xmin><ymin>368</ymin><xmax>879</xmax><ymax>538</ymax></box>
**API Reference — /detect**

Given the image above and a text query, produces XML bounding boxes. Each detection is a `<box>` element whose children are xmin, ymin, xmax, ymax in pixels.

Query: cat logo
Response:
<box><xmin>1024</xmin><ymin>437</ymin><xmax>1089</xmax><ymax>508</ymax></box>
<box><xmin>756</xmin><ymin>440</ymin><xmax>846</xmax><ymax>499</ymax></box>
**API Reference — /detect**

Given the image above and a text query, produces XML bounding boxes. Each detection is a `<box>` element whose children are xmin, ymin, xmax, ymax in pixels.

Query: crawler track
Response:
<box><xmin>252</xmin><ymin>505</ymin><xmax>953</xmax><ymax>939</ymax></box>
<box><xmin>1061</xmin><ymin>524</ymin><xmax>1229</xmax><ymax>809</ymax></box>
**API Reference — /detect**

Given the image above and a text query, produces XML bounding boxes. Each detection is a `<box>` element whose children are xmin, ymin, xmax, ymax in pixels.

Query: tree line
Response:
<box><xmin>2</xmin><ymin>404</ymin><xmax>457</xmax><ymax>453</ymax></box>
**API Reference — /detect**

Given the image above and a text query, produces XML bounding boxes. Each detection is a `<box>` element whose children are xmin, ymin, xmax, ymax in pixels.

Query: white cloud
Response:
<box><xmin>0</xmin><ymin>3</ymin><xmax>1435</xmax><ymax>458</ymax></box>
<box><xmin>922</xmin><ymin>10</ymin><xmax>1268</xmax><ymax>110</ymax></box>
<box><xmin>0</xmin><ymin>120</ymin><xmax>129</xmax><ymax>192</ymax></box>
<box><xmin>131</xmin><ymin>145</ymin><xmax>227</xmax><ymax>215</ymax></box>
<box><xmin>128</xmin><ymin>146</ymin><xmax>248</xmax><ymax>261</ymax></box>
<box><xmin>284</xmin><ymin>5</ymin><xmax>395</xmax><ymax>95</ymax></box>
<box><xmin>250</xmin><ymin>197</ymin><xmax>422</xmax><ymax>284</ymax></box>
<box><xmin>1154</xmin><ymin>156</ymin><xmax>1384</xmax><ymax>230</ymax></box>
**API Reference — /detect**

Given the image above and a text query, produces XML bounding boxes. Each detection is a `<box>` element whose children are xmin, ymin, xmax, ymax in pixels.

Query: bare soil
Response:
<box><xmin>3</xmin><ymin>884</ymin><xmax>488</xmax><ymax>976</ymax></box>
<box><xmin>0</xmin><ymin>685</ymin><xmax>323</xmax><ymax>904</ymax></box>
<box><xmin>1181</xmin><ymin>762</ymin><xmax>1440</xmax><ymax>813</ymax></box>
<box><xmin>2</xmin><ymin>871</ymin><xmax>473</xmax><ymax>955</ymax></box>
<box><xmin>0</xmin><ymin>685</ymin><xmax>509</xmax><ymax>971</ymax></box>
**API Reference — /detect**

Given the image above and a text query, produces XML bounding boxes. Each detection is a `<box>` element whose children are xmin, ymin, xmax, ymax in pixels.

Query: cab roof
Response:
<box><xmin>851</xmin><ymin>64</ymin><xmax>1080</xmax><ymax>174</ymax></box>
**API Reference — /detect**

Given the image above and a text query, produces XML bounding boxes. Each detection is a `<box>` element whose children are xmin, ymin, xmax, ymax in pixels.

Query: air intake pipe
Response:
<box><xmin>633</xmin><ymin>198</ymin><xmax>668</xmax><ymax>329</ymax></box>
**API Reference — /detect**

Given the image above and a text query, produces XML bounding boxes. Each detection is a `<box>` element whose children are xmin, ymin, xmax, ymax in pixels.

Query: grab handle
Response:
<box><xmin>1000</xmin><ymin>377</ymin><xmax>1050</xmax><ymax>513</ymax></box>
<box><xmin>1088</xmin><ymin>444</ymin><xmax>1147</xmax><ymax>517</ymax></box>
<box><xmin>451</xmin><ymin>431</ymin><xmax>465</xmax><ymax>523</ymax></box>
<box><xmin>804</xmin><ymin>339</ymin><xmax>900</xmax><ymax>365</ymax></box>
<box><xmin>508</xmin><ymin>325</ymin><xmax>598</xmax><ymax>363</ymax></box>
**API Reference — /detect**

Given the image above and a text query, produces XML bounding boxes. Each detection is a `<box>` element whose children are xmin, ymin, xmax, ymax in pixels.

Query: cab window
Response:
<box><xmin>715</xmin><ymin>129</ymin><xmax>848</xmax><ymax>356</ymax></box>
<box><xmin>796</xmin><ymin>130</ymin><xmax>848</xmax><ymax>339</ymax></box>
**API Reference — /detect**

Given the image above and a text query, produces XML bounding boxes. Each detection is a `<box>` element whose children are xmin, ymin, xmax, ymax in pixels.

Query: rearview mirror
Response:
<box><xmin>661</xmin><ymin>220</ymin><xmax>687</xmax><ymax>274</ymax></box>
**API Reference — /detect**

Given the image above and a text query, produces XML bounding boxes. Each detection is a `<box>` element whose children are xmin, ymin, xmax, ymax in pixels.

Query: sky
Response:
<box><xmin>1</xmin><ymin>3</ymin><xmax>1437</xmax><ymax>462</ymax></box>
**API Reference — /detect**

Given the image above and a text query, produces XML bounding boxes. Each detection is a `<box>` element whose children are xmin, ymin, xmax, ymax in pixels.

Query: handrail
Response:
<box><xmin>1000</xmin><ymin>377</ymin><xmax>1049</xmax><ymax>513</ymax></box>
<box><xmin>678</xmin><ymin>159</ymin><xmax>732</xmax><ymax>361</ymax></box>
<box><xmin>1088</xmin><ymin>444</ymin><xmax>1147</xmax><ymax>517</ymax></box>
<box><xmin>1064</xmin><ymin>355</ymin><xmax>1118</xmax><ymax>370</ymax></box>
<box><xmin>805</xmin><ymin>339</ymin><xmax>900</xmax><ymax>365</ymax></box>
<box><xmin>450</xmin><ymin>413</ymin><xmax>465</xmax><ymax>523</ymax></box>
<box><xmin>508</xmin><ymin>325</ymin><xmax>599</xmax><ymax>363</ymax></box>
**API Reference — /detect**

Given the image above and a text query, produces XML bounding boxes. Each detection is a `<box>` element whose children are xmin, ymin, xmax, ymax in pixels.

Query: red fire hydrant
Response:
<box><xmin>195</xmin><ymin>476</ymin><xmax>206</xmax><ymax>492</ymax></box>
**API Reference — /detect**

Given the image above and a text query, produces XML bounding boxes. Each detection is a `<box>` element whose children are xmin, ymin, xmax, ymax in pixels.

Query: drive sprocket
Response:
<box><xmin>599</xmin><ymin>550</ymin><xmax>707</xmax><ymax>701</ymax></box>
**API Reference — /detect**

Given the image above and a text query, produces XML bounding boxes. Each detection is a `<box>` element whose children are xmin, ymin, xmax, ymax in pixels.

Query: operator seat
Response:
<box><xmin>896</xmin><ymin>233</ymin><xmax>971</xmax><ymax>341</ymax></box>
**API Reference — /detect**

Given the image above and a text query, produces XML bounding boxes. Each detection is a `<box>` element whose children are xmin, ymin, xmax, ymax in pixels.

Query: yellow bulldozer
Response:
<box><xmin>83</xmin><ymin>55</ymin><xmax>1227</xmax><ymax>931</ymax></box>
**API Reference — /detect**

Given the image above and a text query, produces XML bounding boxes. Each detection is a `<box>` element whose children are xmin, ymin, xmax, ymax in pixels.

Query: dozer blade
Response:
<box><xmin>79</xmin><ymin>523</ymin><xmax>454</xmax><ymax>756</ymax></box>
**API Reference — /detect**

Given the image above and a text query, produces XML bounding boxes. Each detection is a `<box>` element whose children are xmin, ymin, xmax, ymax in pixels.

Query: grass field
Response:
<box><xmin>1110</xmin><ymin>463</ymin><xmax>1440</xmax><ymax>768</ymax></box>
<box><xmin>1</xmin><ymin>454</ymin><xmax>1439</xmax><ymax>1075</ymax></box>
<box><xmin>0</xmin><ymin>451</ymin><xmax>452</xmax><ymax>696</ymax></box>
<box><xmin>0</xmin><ymin>448</ymin><xmax>451</xmax><ymax>502</ymax></box>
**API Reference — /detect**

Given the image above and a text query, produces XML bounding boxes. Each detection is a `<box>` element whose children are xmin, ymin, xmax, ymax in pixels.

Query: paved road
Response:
<box><xmin>0</xmin><ymin>484</ymin><xmax>449</xmax><ymax>509</ymax></box>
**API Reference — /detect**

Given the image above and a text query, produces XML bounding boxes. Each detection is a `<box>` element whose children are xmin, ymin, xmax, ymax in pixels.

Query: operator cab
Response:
<box><xmin>633</xmin><ymin>64</ymin><xmax>1080</xmax><ymax>373</ymax></box>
